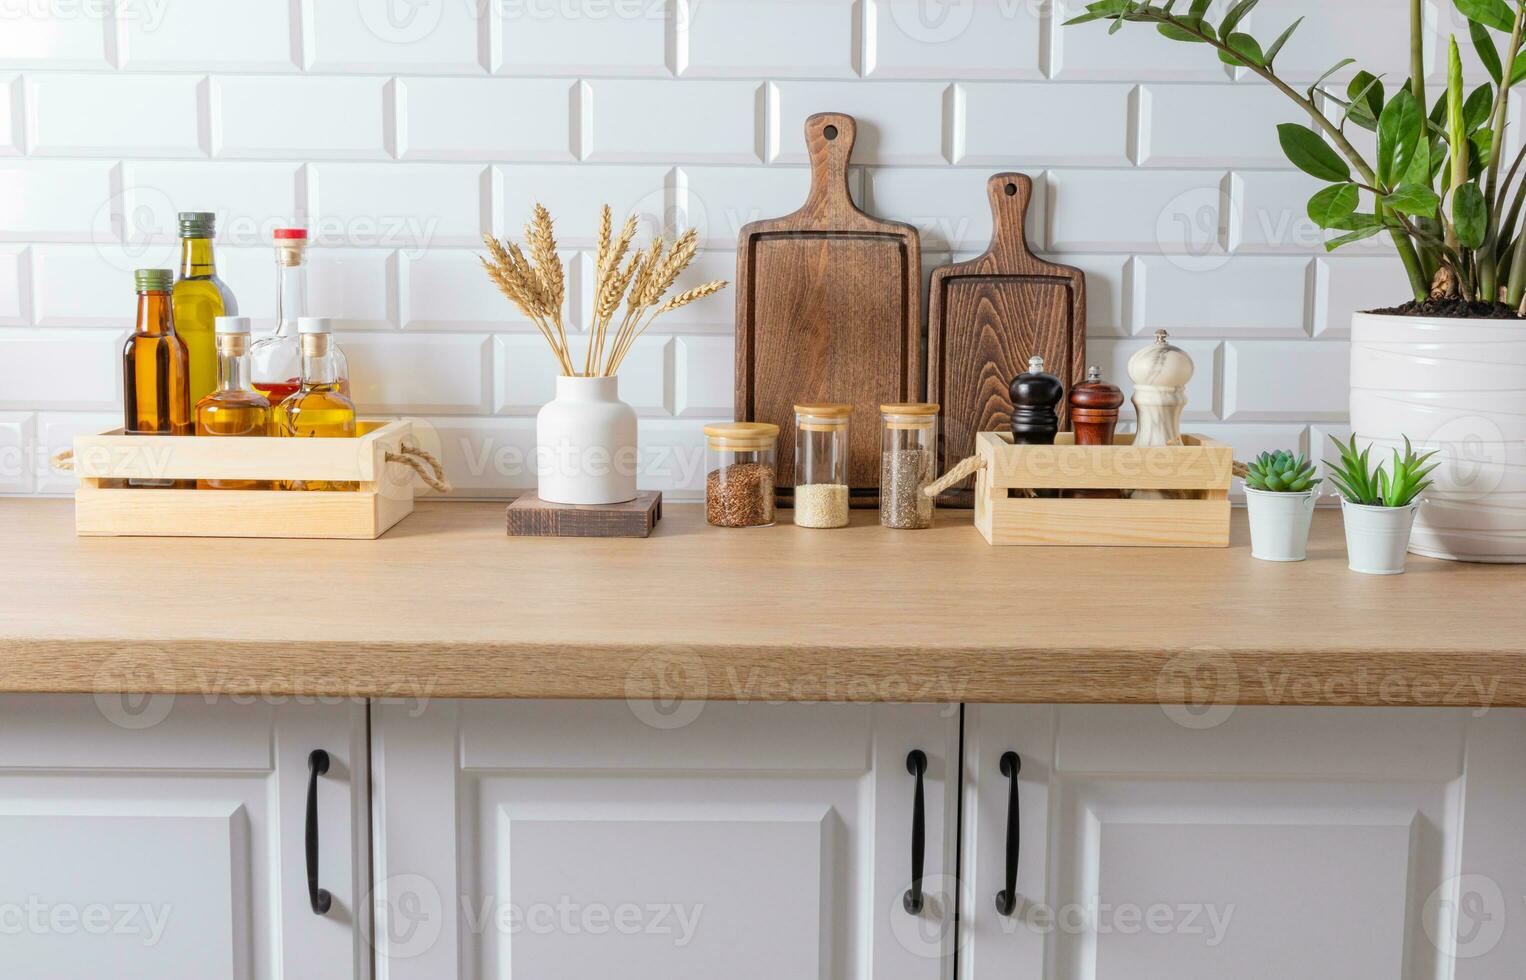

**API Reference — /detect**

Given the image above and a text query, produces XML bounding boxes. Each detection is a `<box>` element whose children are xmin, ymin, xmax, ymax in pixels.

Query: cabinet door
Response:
<box><xmin>961</xmin><ymin>705</ymin><xmax>1526</xmax><ymax>980</ymax></box>
<box><xmin>0</xmin><ymin>694</ymin><xmax>369</xmax><ymax>980</ymax></box>
<box><xmin>372</xmin><ymin>699</ymin><xmax>959</xmax><ymax>980</ymax></box>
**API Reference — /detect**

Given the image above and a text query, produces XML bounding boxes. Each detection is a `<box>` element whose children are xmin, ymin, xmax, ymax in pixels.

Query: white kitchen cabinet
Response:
<box><xmin>960</xmin><ymin>705</ymin><xmax>1526</xmax><ymax>980</ymax></box>
<box><xmin>0</xmin><ymin>694</ymin><xmax>370</xmax><ymax>980</ymax></box>
<box><xmin>371</xmin><ymin>699</ymin><xmax>959</xmax><ymax>980</ymax></box>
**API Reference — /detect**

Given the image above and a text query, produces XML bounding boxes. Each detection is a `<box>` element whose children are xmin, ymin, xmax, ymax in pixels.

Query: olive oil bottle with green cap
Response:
<box><xmin>172</xmin><ymin>211</ymin><xmax>237</xmax><ymax>407</ymax></box>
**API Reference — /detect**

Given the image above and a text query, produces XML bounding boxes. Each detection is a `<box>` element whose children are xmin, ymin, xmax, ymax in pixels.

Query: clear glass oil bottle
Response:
<box><xmin>194</xmin><ymin>315</ymin><xmax>272</xmax><ymax>490</ymax></box>
<box><xmin>172</xmin><ymin>211</ymin><xmax>237</xmax><ymax>408</ymax></box>
<box><xmin>122</xmin><ymin>268</ymin><xmax>192</xmax><ymax>486</ymax></box>
<box><xmin>276</xmin><ymin>316</ymin><xmax>357</xmax><ymax>492</ymax></box>
<box><xmin>251</xmin><ymin>228</ymin><xmax>349</xmax><ymax>406</ymax></box>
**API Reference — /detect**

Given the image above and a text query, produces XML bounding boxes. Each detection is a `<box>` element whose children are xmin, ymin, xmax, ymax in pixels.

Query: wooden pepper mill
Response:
<box><xmin>1066</xmin><ymin>366</ymin><xmax>1126</xmax><ymax>499</ymax></box>
<box><xmin>1127</xmin><ymin>329</ymin><xmax>1195</xmax><ymax>500</ymax></box>
<box><xmin>1010</xmin><ymin>354</ymin><xmax>1065</xmax><ymax>497</ymax></box>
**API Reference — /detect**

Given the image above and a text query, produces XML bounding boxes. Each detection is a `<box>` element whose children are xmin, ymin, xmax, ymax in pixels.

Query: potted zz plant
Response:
<box><xmin>1069</xmin><ymin>0</ymin><xmax>1526</xmax><ymax>563</ymax></box>
<box><xmin>1242</xmin><ymin>451</ymin><xmax>1322</xmax><ymax>561</ymax></box>
<box><xmin>481</xmin><ymin>205</ymin><xmax>728</xmax><ymax>505</ymax></box>
<box><xmin>1325</xmin><ymin>434</ymin><xmax>1438</xmax><ymax>574</ymax></box>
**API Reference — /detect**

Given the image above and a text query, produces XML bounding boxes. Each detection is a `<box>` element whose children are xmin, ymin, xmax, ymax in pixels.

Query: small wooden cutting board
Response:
<box><xmin>735</xmin><ymin>112</ymin><xmax>922</xmax><ymax>502</ymax></box>
<box><xmin>928</xmin><ymin>173</ymin><xmax>1087</xmax><ymax>506</ymax></box>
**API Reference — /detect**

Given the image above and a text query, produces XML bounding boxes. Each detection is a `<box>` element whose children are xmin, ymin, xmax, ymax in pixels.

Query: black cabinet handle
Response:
<box><xmin>995</xmin><ymin>751</ymin><xmax>1021</xmax><ymax>916</ymax></box>
<box><xmin>306</xmin><ymin>749</ymin><xmax>332</xmax><ymax>916</ymax></box>
<box><xmin>903</xmin><ymin>749</ymin><xmax>928</xmax><ymax>914</ymax></box>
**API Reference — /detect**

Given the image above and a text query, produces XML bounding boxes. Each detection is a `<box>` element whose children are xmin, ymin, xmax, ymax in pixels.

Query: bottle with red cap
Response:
<box><xmin>252</xmin><ymin>228</ymin><xmax>349</xmax><ymax>409</ymax></box>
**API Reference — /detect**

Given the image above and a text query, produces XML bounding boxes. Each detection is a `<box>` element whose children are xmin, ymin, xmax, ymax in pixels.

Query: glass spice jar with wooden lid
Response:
<box><xmin>793</xmin><ymin>402</ymin><xmax>852</xmax><ymax>529</ymax></box>
<box><xmin>704</xmin><ymin>422</ymin><xmax>779</xmax><ymax>528</ymax></box>
<box><xmin>880</xmin><ymin>403</ymin><xmax>938</xmax><ymax>530</ymax></box>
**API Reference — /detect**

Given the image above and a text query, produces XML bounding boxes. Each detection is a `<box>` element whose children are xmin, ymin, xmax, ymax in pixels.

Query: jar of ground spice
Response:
<box><xmin>879</xmin><ymin>403</ymin><xmax>938</xmax><ymax>530</ymax></box>
<box><xmin>793</xmin><ymin>402</ymin><xmax>851</xmax><ymax>528</ymax></box>
<box><xmin>704</xmin><ymin>422</ymin><xmax>779</xmax><ymax>528</ymax></box>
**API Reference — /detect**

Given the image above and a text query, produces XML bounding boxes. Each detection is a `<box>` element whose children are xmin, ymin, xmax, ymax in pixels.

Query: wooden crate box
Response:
<box><xmin>70</xmin><ymin>420</ymin><xmax>421</xmax><ymax>539</ymax></box>
<box><xmin>972</xmin><ymin>431</ymin><xmax>1233</xmax><ymax>547</ymax></box>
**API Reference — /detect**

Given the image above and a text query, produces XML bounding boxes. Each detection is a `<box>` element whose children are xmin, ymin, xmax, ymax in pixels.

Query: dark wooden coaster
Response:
<box><xmin>507</xmin><ymin>491</ymin><xmax>663</xmax><ymax>538</ymax></box>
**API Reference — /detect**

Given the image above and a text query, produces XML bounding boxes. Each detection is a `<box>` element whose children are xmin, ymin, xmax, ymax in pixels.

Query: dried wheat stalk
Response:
<box><xmin>481</xmin><ymin>203</ymin><xmax>728</xmax><ymax>377</ymax></box>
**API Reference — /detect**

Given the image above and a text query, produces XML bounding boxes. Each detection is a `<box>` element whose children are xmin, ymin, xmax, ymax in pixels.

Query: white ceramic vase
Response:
<box><xmin>1244</xmin><ymin>487</ymin><xmax>1318</xmax><ymax>562</ymax></box>
<box><xmin>1340</xmin><ymin>499</ymin><xmax>1418</xmax><ymax>575</ymax></box>
<box><xmin>1350</xmin><ymin>312</ymin><xmax>1526</xmax><ymax>562</ymax></box>
<box><xmin>535</xmin><ymin>375</ymin><xmax>638</xmax><ymax>505</ymax></box>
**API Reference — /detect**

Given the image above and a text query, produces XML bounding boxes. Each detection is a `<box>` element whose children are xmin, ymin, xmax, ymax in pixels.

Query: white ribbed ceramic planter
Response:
<box><xmin>1244</xmin><ymin>487</ymin><xmax>1318</xmax><ymax>562</ymax></box>
<box><xmin>1350</xmin><ymin>312</ymin><xmax>1526</xmax><ymax>563</ymax></box>
<box><xmin>535</xmin><ymin>375</ymin><xmax>638</xmax><ymax>505</ymax></box>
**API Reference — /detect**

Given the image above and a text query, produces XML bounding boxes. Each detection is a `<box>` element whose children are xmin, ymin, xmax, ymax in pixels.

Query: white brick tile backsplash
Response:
<box><xmin>1137</xmin><ymin>255</ymin><xmax>1311</xmax><ymax>338</ymax></box>
<box><xmin>34</xmin><ymin>412</ymin><xmax>117</xmax><ymax>494</ymax></box>
<box><xmin>1048</xmin><ymin>169</ymin><xmax>1227</xmax><ymax>254</ymax></box>
<box><xmin>493</xmin><ymin>1</ymin><xmax>669</xmax><ymax>76</ymax></box>
<box><xmin>346</xmin><ymin>332</ymin><xmax>490</xmax><ymax>414</ymax></box>
<box><xmin>310</xmin><ymin>163</ymin><xmax>486</xmax><ymax>247</ymax></box>
<box><xmin>1140</xmin><ymin>85</ymin><xmax>1305</xmax><ymax>168</ymax></box>
<box><xmin>0</xmin><ymin>161</ymin><xmax>115</xmax><ymax>243</ymax></box>
<box><xmin>868</xmin><ymin>0</ymin><xmax>1044</xmax><ymax>79</ymax></box>
<box><xmin>495</xmin><ymin>165</ymin><xmax>671</xmax><ymax>245</ymax></box>
<box><xmin>0</xmin><ymin>411</ymin><xmax>34</xmax><ymax>494</ymax></box>
<box><xmin>1</xmin><ymin>0</ymin><xmax>1444</xmax><ymax>496</ymax></box>
<box><xmin>301</xmin><ymin>0</ymin><xmax>484</xmax><ymax>73</ymax></box>
<box><xmin>959</xmin><ymin>83</ymin><xmax>1132</xmax><ymax>167</ymax></box>
<box><xmin>1316</xmin><ymin>257</ymin><xmax>1412</xmax><ymax>338</ymax></box>
<box><xmin>0</xmin><ymin>8</ymin><xmax>110</xmax><ymax>69</ymax></box>
<box><xmin>397</xmin><ymin>78</ymin><xmax>575</xmax><ymax>161</ymax></box>
<box><xmin>27</xmin><ymin>74</ymin><xmax>203</xmax><ymax>157</ymax></box>
<box><xmin>0</xmin><ymin>328</ymin><xmax>122</xmax><ymax>411</ymax></box>
<box><xmin>771</xmin><ymin>81</ymin><xmax>949</xmax><ymax>165</ymax></box>
<box><xmin>1088</xmin><ymin>338</ymin><xmax>1220</xmax><ymax>422</ymax></box>
<box><xmin>674</xmin><ymin>334</ymin><xmax>733</xmax><ymax>418</ymax></box>
<box><xmin>121</xmin><ymin>2</ymin><xmax>297</xmax><ymax>71</ymax></box>
<box><xmin>586</xmin><ymin>80</ymin><xmax>762</xmax><ymax>164</ymax></box>
<box><xmin>121</xmin><ymin>162</ymin><xmax>303</xmax><ymax>244</ymax></box>
<box><xmin>1223</xmin><ymin>341</ymin><xmax>1349</xmax><ymax>422</ymax></box>
<box><xmin>683</xmin><ymin>0</ymin><xmax>855</xmax><ymax>78</ymax></box>
<box><xmin>0</xmin><ymin>247</ymin><xmax>28</xmax><ymax>326</ymax></box>
<box><xmin>212</xmin><ymin>76</ymin><xmax>390</xmax><ymax>159</ymax></box>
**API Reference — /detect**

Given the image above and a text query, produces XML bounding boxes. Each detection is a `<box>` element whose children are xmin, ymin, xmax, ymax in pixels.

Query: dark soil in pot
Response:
<box><xmin>1367</xmin><ymin>297</ymin><xmax>1525</xmax><ymax>319</ymax></box>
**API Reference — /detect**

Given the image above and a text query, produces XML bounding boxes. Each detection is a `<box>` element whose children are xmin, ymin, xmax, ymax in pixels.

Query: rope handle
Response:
<box><xmin>386</xmin><ymin>442</ymin><xmax>451</xmax><ymax>494</ymax></box>
<box><xmin>51</xmin><ymin>449</ymin><xmax>74</xmax><ymax>472</ymax></box>
<box><xmin>922</xmin><ymin>455</ymin><xmax>985</xmax><ymax>498</ymax></box>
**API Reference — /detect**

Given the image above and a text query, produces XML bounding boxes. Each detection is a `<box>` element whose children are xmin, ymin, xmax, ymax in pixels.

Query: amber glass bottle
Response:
<box><xmin>123</xmin><ymin>268</ymin><xmax>192</xmax><ymax>436</ymax></box>
<box><xmin>172</xmin><ymin>212</ymin><xmax>237</xmax><ymax>407</ymax></box>
<box><xmin>195</xmin><ymin>316</ymin><xmax>272</xmax><ymax>490</ymax></box>
<box><xmin>276</xmin><ymin>316</ymin><xmax>357</xmax><ymax>491</ymax></box>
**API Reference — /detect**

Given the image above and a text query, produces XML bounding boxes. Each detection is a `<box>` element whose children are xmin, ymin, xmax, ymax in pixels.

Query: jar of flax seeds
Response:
<box><xmin>704</xmin><ymin>422</ymin><xmax>779</xmax><ymax>528</ymax></box>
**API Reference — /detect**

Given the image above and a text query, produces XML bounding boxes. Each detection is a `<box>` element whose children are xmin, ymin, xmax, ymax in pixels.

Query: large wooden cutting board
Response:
<box><xmin>735</xmin><ymin>112</ymin><xmax>922</xmax><ymax>501</ymax></box>
<box><xmin>928</xmin><ymin>173</ymin><xmax>1087</xmax><ymax>506</ymax></box>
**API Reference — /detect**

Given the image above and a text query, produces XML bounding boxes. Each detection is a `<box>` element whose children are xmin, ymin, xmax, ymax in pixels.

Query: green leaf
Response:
<box><xmin>1454</xmin><ymin>182</ymin><xmax>1489</xmax><ymax>248</ymax></box>
<box><xmin>1157</xmin><ymin>17</ymin><xmax>1209</xmax><ymax>41</ymax></box>
<box><xmin>1512</xmin><ymin>48</ymin><xmax>1526</xmax><ymax>85</ymax></box>
<box><xmin>1377</xmin><ymin>89</ymin><xmax>1422</xmax><ymax>185</ymax></box>
<box><xmin>1472</xmin><ymin>20</ymin><xmax>1503</xmax><ymax>85</ymax></box>
<box><xmin>1453</xmin><ymin>0</ymin><xmax>1515</xmax><ymax>31</ymax></box>
<box><xmin>1219</xmin><ymin>0</ymin><xmax>1259</xmax><ymax>39</ymax></box>
<box><xmin>1308</xmin><ymin>184</ymin><xmax>1361</xmax><ymax>227</ymax></box>
<box><xmin>1382</xmin><ymin>183</ymin><xmax>1442</xmax><ymax>217</ymax></box>
<box><xmin>1402</xmin><ymin>135</ymin><xmax>1432</xmax><ymax>185</ymax></box>
<box><xmin>1217</xmin><ymin>32</ymin><xmax>1265</xmax><ymax>67</ymax></box>
<box><xmin>1309</xmin><ymin>58</ymin><xmax>1357</xmax><ymax>95</ymax></box>
<box><xmin>1325</xmin><ymin>225</ymin><xmax>1385</xmax><ymax>250</ymax></box>
<box><xmin>1263</xmin><ymin>17</ymin><xmax>1302</xmax><ymax>66</ymax></box>
<box><xmin>1463</xmin><ymin>83</ymin><xmax>1495</xmax><ymax>134</ymax></box>
<box><xmin>1278</xmin><ymin>123</ymin><xmax>1351</xmax><ymax>182</ymax></box>
<box><xmin>1346</xmin><ymin>72</ymin><xmax>1385</xmax><ymax>131</ymax></box>
<box><xmin>1470</xmin><ymin>130</ymin><xmax>1493</xmax><ymax>180</ymax></box>
<box><xmin>1062</xmin><ymin>0</ymin><xmax>1133</xmax><ymax>26</ymax></box>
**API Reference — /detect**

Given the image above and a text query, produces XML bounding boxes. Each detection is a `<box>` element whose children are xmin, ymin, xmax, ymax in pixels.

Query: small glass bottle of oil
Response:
<box><xmin>172</xmin><ymin>211</ymin><xmax>237</xmax><ymax>408</ymax></box>
<box><xmin>194</xmin><ymin>316</ymin><xmax>272</xmax><ymax>490</ymax></box>
<box><xmin>123</xmin><ymin>268</ymin><xmax>192</xmax><ymax>486</ymax></box>
<box><xmin>276</xmin><ymin>316</ymin><xmax>357</xmax><ymax>491</ymax></box>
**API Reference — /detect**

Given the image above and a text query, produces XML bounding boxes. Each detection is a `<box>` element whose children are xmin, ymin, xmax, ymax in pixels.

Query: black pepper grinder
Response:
<box><xmin>1010</xmin><ymin>354</ymin><xmax>1065</xmax><ymax>498</ymax></box>
<box><xmin>1010</xmin><ymin>354</ymin><xmax>1064</xmax><ymax>445</ymax></box>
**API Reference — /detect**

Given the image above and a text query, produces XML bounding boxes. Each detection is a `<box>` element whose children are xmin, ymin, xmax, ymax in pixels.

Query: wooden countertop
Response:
<box><xmin>2</xmin><ymin>499</ymin><xmax>1522</xmax><ymax>707</ymax></box>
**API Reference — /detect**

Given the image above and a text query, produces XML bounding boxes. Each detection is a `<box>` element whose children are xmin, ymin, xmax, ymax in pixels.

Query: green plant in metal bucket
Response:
<box><xmin>1244</xmin><ymin>450</ymin><xmax>1321</xmax><ymax>493</ymax></box>
<box><xmin>1323</xmin><ymin>434</ymin><xmax>1438</xmax><ymax>507</ymax></box>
